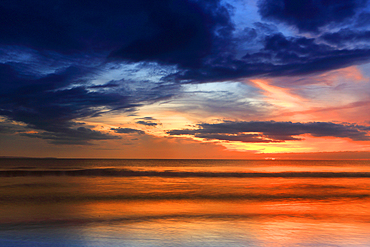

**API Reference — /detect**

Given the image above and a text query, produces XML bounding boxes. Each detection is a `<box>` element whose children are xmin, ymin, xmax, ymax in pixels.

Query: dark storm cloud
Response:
<box><xmin>167</xmin><ymin>121</ymin><xmax>370</xmax><ymax>142</ymax></box>
<box><xmin>258</xmin><ymin>0</ymin><xmax>367</xmax><ymax>33</ymax></box>
<box><xmin>111</xmin><ymin>127</ymin><xmax>145</xmax><ymax>135</ymax></box>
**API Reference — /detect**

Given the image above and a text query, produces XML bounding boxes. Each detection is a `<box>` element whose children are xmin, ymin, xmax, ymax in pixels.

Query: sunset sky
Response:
<box><xmin>1</xmin><ymin>0</ymin><xmax>370</xmax><ymax>159</ymax></box>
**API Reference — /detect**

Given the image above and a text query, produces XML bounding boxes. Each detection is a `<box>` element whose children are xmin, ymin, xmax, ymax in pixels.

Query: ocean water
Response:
<box><xmin>1</xmin><ymin>159</ymin><xmax>370</xmax><ymax>247</ymax></box>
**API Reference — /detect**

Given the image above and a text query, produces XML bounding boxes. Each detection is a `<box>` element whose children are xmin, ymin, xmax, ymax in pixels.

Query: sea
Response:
<box><xmin>1</xmin><ymin>158</ymin><xmax>370</xmax><ymax>247</ymax></box>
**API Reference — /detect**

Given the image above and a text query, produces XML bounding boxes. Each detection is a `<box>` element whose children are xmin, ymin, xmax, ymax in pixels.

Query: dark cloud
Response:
<box><xmin>134</xmin><ymin>117</ymin><xmax>159</xmax><ymax>126</ymax></box>
<box><xmin>21</xmin><ymin>127</ymin><xmax>120</xmax><ymax>145</ymax></box>
<box><xmin>169</xmin><ymin>31</ymin><xmax>370</xmax><ymax>82</ymax></box>
<box><xmin>258</xmin><ymin>0</ymin><xmax>367</xmax><ymax>33</ymax></box>
<box><xmin>320</xmin><ymin>29</ymin><xmax>370</xmax><ymax>47</ymax></box>
<box><xmin>0</xmin><ymin>58</ymin><xmax>180</xmax><ymax>144</ymax></box>
<box><xmin>0</xmin><ymin>64</ymin><xmax>138</xmax><ymax>144</ymax></box>
<box><xmin>88</xmin><ymin>83</ymin><xmax>120</xmax><ymax>89</ymax></box>
<box><xmin>109</xmin><ymin>0</ymin><xmax>234</xmax><ymax>69</ymax></box>
<box><xmin>0</xmin><ymin>67</ymin><xmax>131</xmax><ymax>126</ymax></box>
<box><xmin>355</xmin><ymin>12</ymin><xmax>370</xmax><ymax>27</ymax></box>
<box><xmin>253</xmin><ymin>22</ymin><xmax>278</xmax><ymax>34</ymax></box>
<box><xmin>167</xmin><ymin>121</ymin><xmax>370</xmax><ymax>142</ymax></box>
<box><xmin>111</xmin><ymin>127</ymin><xmax>145</xmax><ymax>135</ymax></box>
<box><xmin>258</xmin><ymin>33</ymin><xmax>370</xmax><ymax>75</ymax></box>
<box><xmin>136</xmin><ymin>117</ymin><xmax>156</xmax><ymax>121</ymax></box>
<box><xmin>193</xmin><ymin>133</ymin><xmax>285</xmax><ymax>143</ymax></box>
<box><xmin>0</xmin><ymin>121</ymin><xmax>28</xmax><ymax>134</ymax></box>
<box><xmin>0</xmin><ymin>0</ymin><xmax>161</xmax><ymax>53</ymax></box>
<box><xmin>136</xmin><ymin>121</ymin><xmax>158</xmax><ymax>127</ymax></box>
<box><xmin>0</xmin><ymin>0</ymin><xmax>233</xmax><ymax>69</ymax></box>
<box><xmin>260</xmin><ymin>33</ymin><xmax>370</xmax><ymax>75</ymax></box>
<box><xmin>2</xmin><ymin>0</ymin><xmax>370</xmax><ymax>85</ymax></box>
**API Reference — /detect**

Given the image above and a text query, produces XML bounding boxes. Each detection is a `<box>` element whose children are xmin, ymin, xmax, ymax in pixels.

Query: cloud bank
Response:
<box><xmin>168</xmin><ymin>121</ymin><xmax>370</xmax><ymax>143</ymax></box>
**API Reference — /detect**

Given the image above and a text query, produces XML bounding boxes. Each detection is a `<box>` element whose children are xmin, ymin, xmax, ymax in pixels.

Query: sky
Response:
<box><xmin>1</xmin><ymin>0</ymin><xmax>370</xmax><ymax>159</ymax></box>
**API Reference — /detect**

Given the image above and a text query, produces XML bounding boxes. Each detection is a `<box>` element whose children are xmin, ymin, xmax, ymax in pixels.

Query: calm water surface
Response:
<box><xmin>1</xmin><ymin>159</ymin><xmax>370</xmax><ymax>246</ymax></box>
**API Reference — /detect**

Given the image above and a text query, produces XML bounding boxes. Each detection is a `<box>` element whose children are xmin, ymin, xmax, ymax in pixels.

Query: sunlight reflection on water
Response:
<box><xmin>1</xmin><ymin>159</ymin><xmax>370</xmax><ymax>246</ymax></box>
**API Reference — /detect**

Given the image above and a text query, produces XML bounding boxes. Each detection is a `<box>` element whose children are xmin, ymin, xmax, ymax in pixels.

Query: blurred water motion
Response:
<box><xmin>1</xmin><ymin>159</ymin><xmax>370</xmax><ymax>247</ymax></box>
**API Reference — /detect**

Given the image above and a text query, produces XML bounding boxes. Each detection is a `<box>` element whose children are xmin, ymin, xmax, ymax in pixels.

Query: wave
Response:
<box><xmin>0</xmin><ymin>211</ymin><xmax>359</xmax><ymax>229</ymax></box>
<box><xmin>2</xmin><ymin>168</ymin><xmax>370</xmax><ymax>178</ymax></box>
<box><xmin>1</xmin><ymin>192</ymin><xmax>369</xmax><ymax>205</ymax></box>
